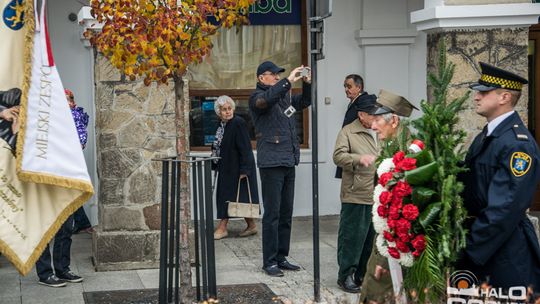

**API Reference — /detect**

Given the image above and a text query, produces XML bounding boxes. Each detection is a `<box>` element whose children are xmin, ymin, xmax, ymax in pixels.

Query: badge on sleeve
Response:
<box><xmin>510</xmin><ymin>152</ymin><xmax>531</xmax><ymax>177</ymax></box>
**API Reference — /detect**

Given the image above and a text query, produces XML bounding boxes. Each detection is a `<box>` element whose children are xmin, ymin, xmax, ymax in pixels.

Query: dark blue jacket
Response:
<box><xmin>460</xmin><ymin>112</ymin><xmax>540</xmax><ymax>290</ymax></box>
<box><xmin>249</xmin><ymin>78</ymin><xmax>311</xmax><ymax>168</ymax></box>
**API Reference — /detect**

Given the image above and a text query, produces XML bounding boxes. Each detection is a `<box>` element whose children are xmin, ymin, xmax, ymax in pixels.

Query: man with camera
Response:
<box><xmin>249</xmin><ymin>61</ymin><xmax>311</xmax><ymax>277</ymax></box>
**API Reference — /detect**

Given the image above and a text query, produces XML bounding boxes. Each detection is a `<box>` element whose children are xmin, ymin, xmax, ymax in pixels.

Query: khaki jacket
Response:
<box><xmin>333</xmin><ymin>119</ymin><xmax>379</xmax><ymax>204</ymax></box>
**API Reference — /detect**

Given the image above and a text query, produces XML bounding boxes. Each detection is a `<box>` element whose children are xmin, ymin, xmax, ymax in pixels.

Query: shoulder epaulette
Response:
<box><xmin>512</xmin><ymin>124</ymin><xmax>529</xmax><ymax>141</ymax></box>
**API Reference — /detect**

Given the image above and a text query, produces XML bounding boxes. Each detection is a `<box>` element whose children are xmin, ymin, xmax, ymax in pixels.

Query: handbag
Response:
<box><xmin>227</xmin><ymin>177</ymin><xmax>259</xmax><ymax>218</ymax></box>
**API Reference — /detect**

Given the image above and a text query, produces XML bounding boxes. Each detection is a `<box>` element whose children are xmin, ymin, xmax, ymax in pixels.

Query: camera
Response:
<box><xmin>300</xmin><ymin>67</ymin><xmax>310</xmax><ymax>77</ymax></box>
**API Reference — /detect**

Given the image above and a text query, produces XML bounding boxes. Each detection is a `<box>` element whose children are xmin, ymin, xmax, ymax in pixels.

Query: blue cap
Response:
<box><xmin>257</xmin><ymin>61</ymin><xmax>285</xmax><ymax>76</ymax></box>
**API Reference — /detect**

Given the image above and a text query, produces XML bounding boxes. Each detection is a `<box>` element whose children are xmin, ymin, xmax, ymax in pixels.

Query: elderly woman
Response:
<box><xmin>359</xmin><ymin>89</ymin><xmax>418</xmax><ymax>304</ymax></box>
<box><xmin>211</xmin><ymin>95</ymin><xmax>259</xmax><ymax>240</ymax></box>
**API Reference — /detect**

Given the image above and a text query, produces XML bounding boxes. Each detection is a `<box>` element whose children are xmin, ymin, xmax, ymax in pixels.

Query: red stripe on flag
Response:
<box><xmin>43</xmin><ymin>11</ymin><xmax>54</xmax><ymax>67</ymax></box>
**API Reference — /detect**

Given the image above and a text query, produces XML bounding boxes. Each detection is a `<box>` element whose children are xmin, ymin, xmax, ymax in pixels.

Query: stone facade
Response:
<box><xmin>426</xmin><ymin>28</ymin><xmax>530</xmax><ymax>147</ymax></box>
<box><xmin>92</xmin><ymin>54</ymin><xmax>180</xmax><ymax>270</ymax></box>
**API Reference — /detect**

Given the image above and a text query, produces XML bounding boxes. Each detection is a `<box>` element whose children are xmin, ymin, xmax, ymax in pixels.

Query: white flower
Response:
<box><xmin>399</xmin><ymin>252</ymin><xmax>414</xmax><ymax>267</ymax></box>
<box><xmin>372</xmin><ymin>206</ymin><xmax>389</xmax><ymax>234</ymax></box>
<box><xmin>377</xmin><ymin>158</ymin><xmax>394</xmax><ymax>177</ymax></box>
<box><xmin>373</xmin><ymin>184</ymin><xmax>385</xmax><ymax>204</ymax></box>
<box><xmin>376</xmin><ymin>234</ymin><xmax>389</xmax><ymax>258</ymax></box>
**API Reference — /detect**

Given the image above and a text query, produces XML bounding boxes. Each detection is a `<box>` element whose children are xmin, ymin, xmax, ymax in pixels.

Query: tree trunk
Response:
<box><xmin>173</xmin><ymin>75</ymin><xmax>193</xmax><ymax>303</ymax></box>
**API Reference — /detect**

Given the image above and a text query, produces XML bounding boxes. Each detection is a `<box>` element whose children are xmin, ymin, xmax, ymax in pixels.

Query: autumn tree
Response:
<box><xmin>86</xmin><ymin>0</ymin><xmax>254</xmax><ymax>301</ymax></box>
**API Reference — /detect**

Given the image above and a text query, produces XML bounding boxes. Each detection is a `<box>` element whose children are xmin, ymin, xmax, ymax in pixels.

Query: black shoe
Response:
<box><xmin>354</xmin><ymin>275</ymin><xmax>363</xmax><ymax>286</ymax></box>
<box><xmin>262</xmin><ymin>265</ymin><xmax>284</xmax><ymax>277</ymax></box>
<box><xmin>38</xmin><ymin>275</ymin><xmax>67</xmax><ymax>288</ymax></box>
<box><xmin>57</xmin><ymin>271</ymin><xmax>83</xmax><ymax>283</ymax></box>
<box><xmin>337</xmin><ymin>274</ymin><xmax>360</xmax><ymax>293</ymax></box>
<box><xmin>277</xmin><ymin>260</ymin><xmax>301</xmax><ymax>271</ymax></box>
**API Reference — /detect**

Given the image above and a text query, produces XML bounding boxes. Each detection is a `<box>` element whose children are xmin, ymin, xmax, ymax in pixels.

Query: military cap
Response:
<box><xmin>354</xmin><ymin>94</ymin><xmax>378</xmax><ymax>114</ymax></box>
<box><xmin>469</xmin><ymin>62</ymin><xmax>528</xmax><ymax>92</ymax></box>
<box><xmin>372</xmin><ymin>89</ymin><xmax>418</xmax><ymax>117</ymax></box>
<box><xmin>257</xmin><ymin>61</ymin><xmax>285</xmax><ymax>77</ymax></box>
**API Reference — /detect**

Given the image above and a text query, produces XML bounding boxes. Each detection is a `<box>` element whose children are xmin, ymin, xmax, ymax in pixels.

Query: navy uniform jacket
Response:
<box><xmin>460</xmin><ymin>112</ymin><xmax>540</xmax><ymax>290</ymax></box>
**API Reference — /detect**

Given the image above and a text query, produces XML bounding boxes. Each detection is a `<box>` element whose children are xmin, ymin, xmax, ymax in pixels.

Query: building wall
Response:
<box><xmin>47</xmin><ymin>2</ymin><xmax>98</xmax><ymax>225</ymax></box>
<box><xmin>294</xmin><ymin>0</ymin><xmax>426</xmax><ymax>216</ymax></box>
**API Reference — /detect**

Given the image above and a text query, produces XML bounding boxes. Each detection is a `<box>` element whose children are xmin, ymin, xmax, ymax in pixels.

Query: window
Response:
<box><xmin>188</xmin><ymin>1</ymin><xmax>308</xmax><ymax>150</ymax></box>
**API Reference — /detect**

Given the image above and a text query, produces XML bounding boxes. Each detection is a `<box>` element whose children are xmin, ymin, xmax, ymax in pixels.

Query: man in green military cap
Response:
<box><xmin>358</xmin><ymin>89</ymin><xmax>418</xmax><ymax>304</ymax></box>
<box><xmin>459</xmin><ymin>62</ymin><xmax>540</xmax><ymax>293</ymax></box>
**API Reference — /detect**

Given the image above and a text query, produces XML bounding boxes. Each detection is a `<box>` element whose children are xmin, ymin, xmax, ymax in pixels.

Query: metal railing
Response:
<box><xmin>154</xmin><ymin>155</ymin><xmax>218</xmax><ymax>304</ymax></box>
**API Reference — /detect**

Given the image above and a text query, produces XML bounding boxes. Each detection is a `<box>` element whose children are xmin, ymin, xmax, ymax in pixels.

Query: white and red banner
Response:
<box><xmin>0</xmin><ymin>0</ymin><xmax>93</xmax><ymax>275</ymax></box>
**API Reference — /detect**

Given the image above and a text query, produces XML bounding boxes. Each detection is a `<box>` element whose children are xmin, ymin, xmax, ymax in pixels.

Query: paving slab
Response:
<box><xmin>0</xmin><ymin>215</ymin><xmax>359</xmax><ymax>304</ymax></box>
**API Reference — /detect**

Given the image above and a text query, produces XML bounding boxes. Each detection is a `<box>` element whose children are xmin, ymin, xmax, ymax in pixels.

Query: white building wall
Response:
<box><xmin>292</xmin><ymin>0</ymin><xmax>427</xmax><ymax>216</ymax></box>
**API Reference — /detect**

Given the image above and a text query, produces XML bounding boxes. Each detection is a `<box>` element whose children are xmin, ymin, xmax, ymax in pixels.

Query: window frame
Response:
<box><xmin>188</xmin><ymin>0</ymin><xmax>309</xmax><ymax>151</ymax></box>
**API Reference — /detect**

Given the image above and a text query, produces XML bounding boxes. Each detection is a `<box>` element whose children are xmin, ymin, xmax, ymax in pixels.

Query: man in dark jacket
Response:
<box><xmin>249</xmin><ymin>61</ymin><xmax>311</xmax><ymax>277</ymax></box>
<box><xmin>335</xmin><ymin>74</ymin><xmax>376</xmax><ymax>178</ymax></box>
<box><xmin>459</xmin><ymin>62</ymin><xmax>540</xmax><ymax>293</ymax></box>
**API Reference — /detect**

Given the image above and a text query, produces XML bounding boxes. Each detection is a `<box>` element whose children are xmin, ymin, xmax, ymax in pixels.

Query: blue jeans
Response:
<box><xmin>36</xmin><ymin>215</ymin><xmax>74</xmax><ymax>280</ymax></box>
<box><xmin>259</xmin><ymin>166</ymin><xmax>295</xmax><ymax>267</ymax></box>
<box><xmin>73</xmin><ymin>207</ymin><xmax>91</xmax><ymax>232</ymax></box>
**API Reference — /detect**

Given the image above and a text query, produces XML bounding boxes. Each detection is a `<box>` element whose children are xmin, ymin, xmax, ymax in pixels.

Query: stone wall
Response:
<box><xmin>426</xmin><ymin>28</ymin><xmax>530</xmax><ymax>147</ymax></box>
<box><xmin>92</xmin><ymin>54</ymin><xmax>179</xmax><ymax>270</ymax></box>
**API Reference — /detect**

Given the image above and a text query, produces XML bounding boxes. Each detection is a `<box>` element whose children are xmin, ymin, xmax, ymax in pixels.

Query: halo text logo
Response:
<box><xmin>447</xmin><ymin>270</ymin><xmax>527</xmax><ymax>303</ymax></box>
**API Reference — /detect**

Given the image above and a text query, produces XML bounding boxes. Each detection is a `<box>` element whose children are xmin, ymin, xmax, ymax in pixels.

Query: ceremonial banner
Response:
<box><xmin>0</xmin><ymin>0</ymin><xmax>94</xmax><ymax>275</ymax></box>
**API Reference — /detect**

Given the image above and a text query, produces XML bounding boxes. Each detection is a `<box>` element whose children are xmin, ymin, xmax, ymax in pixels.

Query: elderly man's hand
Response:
<box><xmin>359</xmin><ymin>154</ymin><xmax>376</xmax><ymax>167</ymax></box>
<box><xmin>374</xmin><ymin>265</ymin><xmax>389</xmax><ymax>280</ymax></box>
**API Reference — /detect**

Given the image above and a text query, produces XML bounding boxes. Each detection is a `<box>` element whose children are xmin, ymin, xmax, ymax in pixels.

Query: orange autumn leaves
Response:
<box><xmin>86</xmin><ymin>0</ymin><xmax>254</xmax><ymax>85</ymax></box>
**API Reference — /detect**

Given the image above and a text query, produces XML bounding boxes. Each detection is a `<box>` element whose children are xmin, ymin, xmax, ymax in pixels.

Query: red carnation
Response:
<box><xmin>379</xmin><ymin>191</ymin><xmax>392</xmax><ymax>206</ymax></box>
<box><xmin>392</xmin><ymin>151</ymin><xmax>405</xmax><ymax>165</ymax></box>
<box><xmin>379</xmin><ymin>172</ymin><xmax>393</xmax><ymax>187</ymax></box>
<box><xmin>412</xmin><ymin>250</ymin><xmax>422</xmax><ymax>258</ymax></box>
<box><xmin>411</xmin><ymin>235</ymin><xmax>426</xmax><ymax>252</ymax></box>
<box><xmin>397</xmin><ymin>158</ymin><xmax>417</xmax><ymax>171</ymax></box>
<box><xmin>395</xmin><ymin>240</ymin><xmax>410</xmax><ymax>253</ymax></box>
<box><xmin>402</xmin><ymin>204</ymin><xmax>419</xmax><ymax>221</ymax></box>
<box><xmin>383</xmin><ymin>230</ymin><xmax>395</xmax><ymax>242</ymax></box>
<box><xmin>377</xmin><ymin>205</ymin><xmax>389</xmax><ymax>218</ymax></box>
<box><xmin>388</xmin><ymin>206</ymin><xmax>400</xmax><ymax>220</ymax></box>
<box><xmin>393</xmin><ymin>181</ymin><xmax>412</xmax><ymax>198</ymax></box>
<box><xmin>387</xmin><ymin>219</ymin><xmax>397</xmax><ymax>229</ymax></box>
<box><xmin>388</xmin><ymin>247</ymin><xmax>400</xmax><ymax>259</ymax></box>
<box><xmin>397</xmin><ymin>232</ymin><xmax>412</xmax><ymax>243</ymax></box>
<box><xmin>395</xmin><ymin>219</ymin><xmax>411</xmax><ymax>236</ymax></box>
<box><xmin>390</xmin><ymin>195</ymin><xmax>403</xmax><ymax>209</ymax></box>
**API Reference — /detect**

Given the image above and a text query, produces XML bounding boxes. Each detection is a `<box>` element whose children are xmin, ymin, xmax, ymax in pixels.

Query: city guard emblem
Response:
<box><xmin>510</xmin><ymin>152</ymin><xmax>531</xmax><ymax>177</ymax></box>
<box><xmin>3</xmin><ymin>0</ymin><xmax>24</xmax><ymax>31</ymax></box>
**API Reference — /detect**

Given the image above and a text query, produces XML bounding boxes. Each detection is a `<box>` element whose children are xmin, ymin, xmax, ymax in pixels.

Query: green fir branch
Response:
<box><xmin>406</xmin><ymin>40</ymin><xmax>470</xmax><ymax>301</ymax></box>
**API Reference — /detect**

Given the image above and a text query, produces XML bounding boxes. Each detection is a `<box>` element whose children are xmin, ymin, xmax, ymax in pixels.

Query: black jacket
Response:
<box><xmin>459</xmin><ymin>112</ymin><xmax>540</xmax><ymax>290</ymax></box>
<box><xmin>249</xmin><ymin>78</ymin><xmax>311</xmax><ymax>168</ymax></box>
<box><xmin>214</xmin><ymin>116</ymin><xmax>259</xmax><ymax>219</ymax></box>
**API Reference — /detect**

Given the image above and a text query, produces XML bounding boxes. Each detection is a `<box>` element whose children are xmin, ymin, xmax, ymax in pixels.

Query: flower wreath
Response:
<box><xmin>372</xmin><ymin>140</ymin><xmax>431</xmax><ymax>267</ymax></box>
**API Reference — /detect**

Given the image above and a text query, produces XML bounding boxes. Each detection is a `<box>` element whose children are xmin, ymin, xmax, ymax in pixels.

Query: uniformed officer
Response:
<box><xmin>460</xmin><ymin>62</ymin><xmax>540</xmax><ymax>292</ymax></box>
